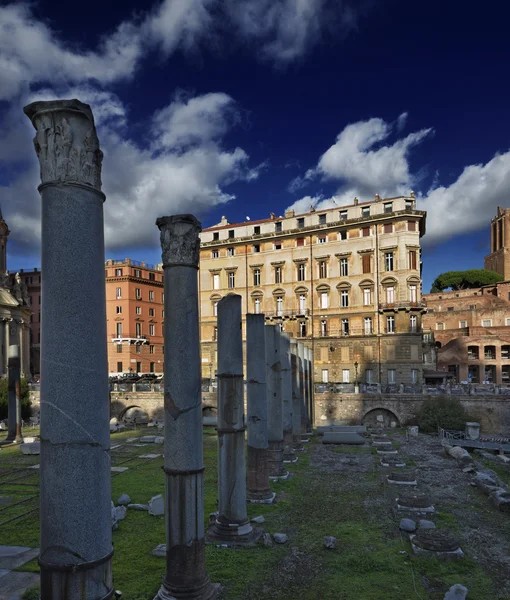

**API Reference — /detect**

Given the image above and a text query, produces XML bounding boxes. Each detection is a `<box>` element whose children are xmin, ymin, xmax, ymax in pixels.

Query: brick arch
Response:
<box><xmin>362</xmin><ymin>407</ymin><xmax>401</xmax><ymax>427</ymax></box>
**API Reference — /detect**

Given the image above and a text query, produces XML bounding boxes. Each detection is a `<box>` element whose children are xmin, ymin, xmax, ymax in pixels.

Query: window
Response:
<box><xmin>147</xmin><ymin>308</ymin><xmax>153</xmax><ymax>317</ymax></box>
<box><xmin>342</xmin><ymin>369</ymin><xmax>350</xmax><ymax>383</ymax></box>
<box><xmin>275</xmin><ymin>222</ymin><xmax>282</xmax><ymax>233</ymax></box>
<box><xmin>150</xmin><ymin>345</ymin><xmax>155</xmax><ymax>354</ymax></box>
<box><xmin>408</xmin><ymin>250</ymin><xmax>417</xmax><ymax>270</ymax></box>
<box><xmin>116</xmin><ymin>323</ymin><xmax>123</xmax><ymax>337</ymax></box>
<box><xmin>297</xmin><ymin>263</ymin><xmax>306</xmax><ymax>281</ymax></box>
<box><xmin>408</xmin><ymin>220</ymin><xmax>416</xmax><ymax>231</ymax></box>
<box><xmin>296</xmin><ymin>237</ymin><xmax>305</xmax><ymax>247</ymax></box>
<box><xmin>340</xmin><ymin>258</ymin><xmax>348</xmax><ymax>277</ymax></box>
<box><xmin>274</xmin><ymin>242</ymin><xmax>282</xmax><ymax>250</ymax></box>
<box><xmin>116</xmin><ymin>344</ymin><xmax>122</xmax><ymax>353</ymax></box>
<box><xmin>116</xmin><ymin>287</ymin><xmax>122</xmax><ymax>299</ymax></box>
<box><xmin>299</xmin><ymin>321</ymin><xmax>307</xmax><ymax>337</ymax></box>
<box><xmin>319</xmin><ymin>214</ymin><xmax>327</xmax><ymax>225</ymax></box>
<box><xmin>297</xmin><ymin>217</ymin><xmax>305</xmax><ymax>228</ymax></box>
<box><xmin>387</xmin><ymin>316</ymin><xmax>395</xmax><ymax>333</ymax></box>
<box><xmin>213</xmin><ymin>232</ymin><xmax>219</xmax><ymax>241</ymax></box>
<box><xmin>362</xmin><ymin>226</ymin><xmax>370</xmax><ymax>237</ymax></box>
<box><xmin>322</xmin><ymin>369</ymin><xmax>329</xmax><ymax>383</ymax></box>
<box><xmin>213</xmin><ymin>273</ymin><xmax>220</xmax><ymax>290</ymax></box>
<box><xmin>383</xmin><ymin>223</ymin><xmax>392</xmax><ymax>234</ymax></box>
<box><xmin>384</xmin><ymin>202</ymin><xmax>393</xmax><ymax>213</ymax></box>
<box><xmin>362</xmin><ymin>207</ymin><xmax>370</xmax><ymax>217</ymax></box>
<box><xmin>135</xmin><ymin>288</ymin><xmax>141</xmax><ymax>300</ymax></box>
<box><xmin>362</xmin><ymin>254</ymin><xmax>371</xmax><ymax>273</ymax></box>
<box><xmin>213</xmin><ymin>301</ymin><xmax>218</xmax><ymax>317</ymax></box>
<box><xmin>482</xmin><ymin>319</ymin><xmax>492</xmax><ymax>327</ymax></box>
<box><xmin>136</xmin><ymin>344</ymin><xmax>141</xmax><ymax>354</ymax></box>
<box><xmin>212</xmin><ymin>250</ymin><xmax>219</xmax><ymax>258</ymax></box>
<box><xmin>161</xmin><ymin>293</ymin><xmax>164</xmax><ymax>303</ymax></box>
<box><xmin>275</xmin><ymin>266</ymin><xmax>283</xmax><ymax>284</ymax></box>
<box><xmin>340</xmin><ymin>210</ymin><xmax>348</xmax><ymax>221</ymax></box>
<box><xmin>213</xmin><ymin>327</ymin><xmax>217</xmax><ymax>341</ymax></box>
<box><xmin>484</xmin><ymin>345</ymin><xmax>496</xmax><ymax>360</ymax></box>
<box><xmin>342</xmin><ymin>318</ymin><xmax>349</xmax><ymax>335</ymax></box>
<box><xmin>385</xmin><ymin>252</ymin><xmax>394</xmax><ymax>271</ymax></box>
<box><xmin>405</xmin><ymin>199</ymin><xmax>414</xmax><ymax>210</ymax></box>
<box><xmin>149</xmin><ymin>273</ymin><xmax>155</xmax><ymax>281</ymax></box>
<box><xmin>253</xmin><ymin>244</ymin><xmax>260</xmax><ymax>253</ymax></box>
<box><xmin>253</xmin><ymin>269</ymin><xmax>261</xmax><ymax>286</ymax></box>
<box><xmin>363</xmin><ymin>287</ymin><xmax>372</xmax><ymax>306</ymax></box>
<box><xmin>503</xmin><ymin>366</ymin><xmax>510</xmax><ymax>382</ymax></box>
<box><xmin>447</xmin><ymin>306</ymin><xmax>454</xmax><ymax>312</ymax></box>
<box><xmin>150</xmin><ymin>362</ymin><xmax>155</xmax><ymax>373</ymax></box>
<box><xmin>134</xmin><ymin>269</ymin><xmax>141</xmax><ymax>278</ymax></box>
<box><xmin>299</xmin><ymin>294</ymin><xmax>307</xmax><ymax>313</ymax></box>
<box><xmin>320</xmin><ymin>320</ymin><xmax>327</xmax><ymax>336</ymax></box>
<box><xmin>227</xmin><ymin>247</ymin><xmax>235</xmax><ymax>257</ymax></box>
<box><xmin>469</xmin><ymin>304</ymin><xmax>476</xmax><ymax>310</ymax></box>
<box><xmin>502</xmin><ymin>345</ymin><xmax>510</xmax><ymax>359</ymax></box>
<box><xmin>117</xmin><ymin>362</ymin><xmax>122</xmax><ymax>373</ymax></box>
<box><xmin>436</xmin><ymin>322</ymin><xmax>444</xmax><ymax>330</ymax></box>
<box><xmin>506</xmin><ymin>318</ymin><xmax>510</xmax><ymax>326</ymax></box>
<box><xmin>162</xmin><ymin>310</ymin><xmax>164</xmax><ymax>318</ymax></box>
<box><xmin>364</xmin><ymin>317</ymin><xmax>372</xmax><ymax>335</ymax></box>
<box><xmin>137</xmin><ymin>361</ymin><xmax>142</xmax><ymax>372</ymax></box>
<box><xmin>341</xmin><ymin>290</ymin><xmax>349</xmax><ymax>307</ymax></box>
<box><xmin>276</xmin><ymin>296</ymin><xmax>284</xmax><ymax>316</ymax></box>
<box><xmin>467</xmin><ymin>346</ymin><xmax>479</xmax><ymax>360</ymax></box>
<box><xmin>409</xmin><ymin>285</ymin><xmax>417</xmax><ymax>303</ymax></box>
<box><xmin>254</xmin><ymin>226</ymin><xmax>260</xmax><ymax>234</ymax></box>
<box><xmin>116</xmin><ymin>305</ymin><xmax>122</xmax><ymax>314</ymax></box>
<box><xmin>388</xmin><ymin>369</ymin><xmax>396</xmax><ymax>384</ymax></box>
<box><xmin>365</xmin><ymin>369</ymin><xmax>373</xmax><ymax>384</ymax></box>
<box><xmin>410</xmin><ymin>315</ymin><xmax>417</xmax><ymax>332</ymax></box>
<box><xmin>386</xmin><ymin>286</ymin><xmax>395</xmax><ymax>303</ymax></box>
<box><xmin>320</xmin><ymin>292</ymin><xmax>328</xmax><ymax>309</ymax></box>
<box><xmin>136</xmin><ymin>323</ymin><xmax>142</xmax><ymax>337</ymax></box>
<box><xmin>228</xmin><ymin>272</ymin><xmax>235</xmax><ymax>289</ymax></box>
<box><xmin>149</xmin><ymin>291</ymin><xmax>154</xmax><ymax>302</ymax></box>
<box><xmin>115</xmin><ymin>268</ymin><xmax>123</xmax><ymax>276</ymax></box>
<box><xmin>459</xmin><ymin>320</ymin><xmax>467</xmax><ymax>328</ymax></box>
<box><xmin>339</xmin><ymin>231</ymin><xmax>347</xmax><ymax>240</ymax></box>
<box><xmin>228</xmin><ymin>229</ymin><xmax>234</xmax><ymax>238</ymax></box>
<box><xmin>318</xmin><ymin>235</ymin><xmax>327</xmax><ymax>244</ymax></box>
<box><xmin>136</xmin><ymin>306</ymin><xmax>141</xmax><ymax>315</ymax></box>
<box><xmin>411</xmin><ymin>369</ymin><xmax>418</xmax><ymax>384</ymax></box>
<box><xmin>254</xmin><ymin>298</ymin><xmax>261</xmax><ymax>314</ymax></box>
<box><xmin>319</xmin><ymin>261</ymin><xmax>327</xmax><ymax>278</ymax></box>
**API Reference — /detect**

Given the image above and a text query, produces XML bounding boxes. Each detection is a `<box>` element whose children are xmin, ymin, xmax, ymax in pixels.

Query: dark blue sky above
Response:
<box><xmin>2</xmin><ymin>0</ymin><xmax>509</xmax><ymax>291</ymax></box>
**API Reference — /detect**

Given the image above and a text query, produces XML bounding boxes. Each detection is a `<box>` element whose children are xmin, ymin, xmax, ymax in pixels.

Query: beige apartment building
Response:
<box><xmin>199</xmin><ymin>194</ymin><xmax>427</xmax><ymax>385</ymax></box>
<box><xmin>105</xmin><ymin>259</ymin><xmax>165</xmax><ymax>375</ymax></box>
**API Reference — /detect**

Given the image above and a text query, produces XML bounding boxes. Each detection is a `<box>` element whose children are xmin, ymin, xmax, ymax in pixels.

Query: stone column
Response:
<box><xmin>24</xmin><ymin>99</ymin><xmax>112</xmax><ymax>599</ymax></box>
<box><xmin>4</xmin><ymin>318</ymin><xmax>10</xmax><ymax>376</ymax></box>
<box><xmin>290</xmin><ymin>339</ymin><xmax>304</xmax><ymax>450</ymax></box>
<box><xmin>298</xmin><ymin>342</ymin><xmax>308</xmax><ymax>438</ymax></box>
<box><xmin>305</xmin><ymin>347</ymin><xmax>314</xmax><ymax>431</ymax></box>
<box><xmin>308</xmin><ymin>347</ymin><xmax>315</xmax><ymax>429</ymax></box>
<box><xmin>246</xmin><ymin>314</ymin><xmax>274</xmax><ymax>503</ymax></box>
<box><xmin>155</xmin><ymin>215</ymin><xmax>219</xmax><ymax>598</ymax></box>
<box><xmin>5</xmin><ymin>345</ymin><xmax>22</xmax><ymax>443</ymax></box>
<box><xmin>280</xmin><ymin>333</ymin><xmax>296</xmax><ymax>462</ymax></box>
<box><xmin>210</xmin><ymin>294</ymin><xmax>261</xmax><ymax>544</ymax></box>
<box><xmin>266</xmin><ymin>326</ymin><xmax>288</xmax><ymax>478</ymax></box>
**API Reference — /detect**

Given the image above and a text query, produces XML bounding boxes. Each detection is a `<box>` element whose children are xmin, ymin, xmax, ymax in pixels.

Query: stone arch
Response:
<box><xmin>119</xmin><ymin>405</ymin><xmax>149</xmax><ymax>424</ymax></box>
<box><xmin>362</xmin><ymin>407</ymin><xmax>400</xmax><ymax>428</ymax></box>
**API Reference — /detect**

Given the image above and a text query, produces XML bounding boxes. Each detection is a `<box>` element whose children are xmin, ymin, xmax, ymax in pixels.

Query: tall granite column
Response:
<box><xmin>290</xmin><ymin>339</ymin><xmax>304</xmax><ymax>450</ymax></box>
<box><xmin>210</xmin><ymin>294</ymin><xmax>261</xmax><ymax>544</ymax></box>
<box><xmin>266</xmin><ymin>326</ymin><xmax>287</xmax><ymax>478</ymax></box>
<box><xmin>24</xmin><ymin>99</ymin><xmax>112</xmax><ymax>599</ymax></box>
<box><xmin>306</xmin><ymin>347</ymin><xmax>314</xmax><ymax>430</ymax></box>
<box><xmin>5</xmin><ymin>345</ymin><xmax>22</xmax><ymax>443</ymax></box>
<box><xmin>156</xmin><ymin>215</ymin><xmax>219</xmax><ymax>598</ymax></box>
<box><xmin>280</xmin><ymin>333</ymin><xmax>295</xmax><ymax>462</ymax></box>
<box><xmin>246</xmin><ymin>314</ymin><xmax>274</xmax><ymax>503</ymax></box>
<box><xmin>298</xmin><ymin>342</ymin><xmax>308</xmax><ymax>437</ymax></box>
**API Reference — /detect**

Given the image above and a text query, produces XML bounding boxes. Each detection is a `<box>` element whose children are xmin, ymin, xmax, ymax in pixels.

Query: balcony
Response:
<box><xmin>379</xmin><ymin>300</ymin><xmax>426</xmax><ymax>311</ymax></box>
<box><xmin>111</xmin><ymin>335</ymin><xmax>149</xmax><ymax>345</ymax></box>
<box><xmin>264</xmin><ymin>308</ymin><xmax>311</xmax><ymax>320</ymax></box>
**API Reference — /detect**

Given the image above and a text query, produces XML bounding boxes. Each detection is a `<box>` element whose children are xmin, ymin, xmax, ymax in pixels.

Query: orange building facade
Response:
<box><xmin>105</xmin><ymin>259</ymin><xmax>165</xmax><ymax>375</ymax></box>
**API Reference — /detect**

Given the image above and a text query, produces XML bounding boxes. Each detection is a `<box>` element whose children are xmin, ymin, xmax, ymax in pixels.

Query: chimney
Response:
<box><xmin>285</xmin><ymin>209</ymin><xmax>295</xmax><ymax>218</ymax></box>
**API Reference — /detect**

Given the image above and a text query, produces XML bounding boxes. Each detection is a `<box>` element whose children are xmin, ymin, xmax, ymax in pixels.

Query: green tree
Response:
<box><xmin>0</xmin><ymin>377</ymin><xmax>31</xmax><ymax>421</ymax></box>
<box><xmin>419</xmin><ymin>395</ymin><xmax>470</xmax><ymax>432</ymax></box>
<box><xmin>430</xmin><ymin>269</ymin><xmax>503</xmax><ymax>292</ymax></box>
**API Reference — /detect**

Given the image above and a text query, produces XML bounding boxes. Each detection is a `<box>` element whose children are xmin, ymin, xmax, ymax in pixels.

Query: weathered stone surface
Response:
<box><xmin>473</xmin><ymin>472</ymin><xmax>500</xmax><ymax>495</ymax></box>
<box><xmin>322</xmin><ymin>432</ymin><xmax>365</xmax><ymax>445</ymax></box>
<box><xmin>148</xmin><ymin>494</ymin><xmax>164</xmax><ymax>516</ymax></box>
<box><xmin>489</xmin><ymin>489</ymin><xmax>510</xmax><ymax>512</ymax></box>
<box><xmin>387</xmin><ymin>470</ymin><xmax>417</xmax><ymax>485</ymax></box>
<box><xmin>412</xmin><ymin>529</ymin><xmax>461</xmax><ymax>553</ymax></box>
<box><xmin>152</xmin><ymin>544</ymin><xmax>166</xmax><ymax>557</ymax></box>
<box><xmin>112</xmin><ymin>505</ymin><xmax>126</xmax><ymax>522</ymax></box>
<box><xmin>19</xmin><ymin>442</ymin><xmax>40</xmax><ymax>455</ymax></box>
<box><xmin>397</xmin><ymin>491</ymin><xmax>434</xmax><ymax>512</ymax></box>
<box><xmin>273</xmin><ymin>533</ymin><xmax>288</xmax><ymax>544</ymax></box>
<box><xmin>139</xmin><ymin>436</ymin><xmax>157</xmax><ymax>443</ymax></box>
<box><xmin>446</xmin><ymin>445</ymin><xmax>471</xmax><ymax>461</ymax></box>
<box><xmin>443</xmin><ymin>583</ymin><xmax>468</xmax><ymax>600</ymax></box>
<box><xmin>128</xmin><ymin>504</ymin><xmax>148</xmax><ymax>511</ymax></box>
<box><xmin>408</xmin><ymin>426</ymin><xmax>419</xmax><ymax>437</ymax></box>
<box><xmin>323</xmin><ymin>536</ymin><xmax>337</xmax><ymax>549</ymax></box>
<box><xmin>154</xmin><ymin>436</ymin><xmax>164</xmax><ymax>444</ymax></box>
<box><xmin>261</xmin><ymin>533</ymin><xmax>273</xmax><ymax>547</ymax></box>
<box><xmin>111</xmin><ymin>467</ymin><xmax>129</xmax><ymax>473</ymax></box>
<box><xmin>251</xmin><ymin>516</ymin><xmax>265</xmax><ymax>524</ymax></box>
<box><xmin>117</xmin><ymin>494</ymin><xmax>131</xmax><ymax>506</ymax></box>
<box><xmin>418</xmin><ymin>519</ymin><xmax>436</xmax><ymax>529</ymax></box>
<box><xmin>399</xmin><ymin>518</ymin><xmax>416</xmax><ymax>532</ymax></box>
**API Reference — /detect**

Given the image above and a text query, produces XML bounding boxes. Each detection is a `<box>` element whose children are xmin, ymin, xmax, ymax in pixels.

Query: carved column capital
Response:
<box><xmin>156</xmin><ymin>215</ymin><xmax>201</xmax><ymax>269</ymax></box>
<box><xmin>24</xmin><ymin>99</ymin><xmax>103</xmax><ymax>193</ymax></box>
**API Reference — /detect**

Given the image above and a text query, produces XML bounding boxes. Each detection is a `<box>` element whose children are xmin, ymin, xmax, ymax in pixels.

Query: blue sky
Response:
<box><xmin>1</xmin><ymin>0</ymin><xmax>509</xmax><ymax>292</ymax></box>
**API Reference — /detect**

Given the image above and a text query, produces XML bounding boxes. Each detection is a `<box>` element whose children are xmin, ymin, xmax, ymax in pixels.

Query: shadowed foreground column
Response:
<box><xmin>306</xmin><ymin>347</ymin><xmax>314</xmax><ymax>430</ymax></box>
<box><xmin>24</xmin><ymin>99</ymin><xmax>112</xmax><ymax>599</ymax></box>
<box><xmin>209</xmin><ymin>295</ymin><xmax>262</xmax><ymax>544</ymax></box>
<box><xmin>290</xmin><ymin>339</ymin><xmax>304</xmax><ymax>451</ymax></box>
<box><xmin>266</xmin><ymin>326</ymin><xmax>288</xmax><ymax>478</ymax></box>
<box><xmin>280</xmin><ymin>333</ymin><xmax>296</xmax><ymax>463</ymax></box>
<box><xmin>6</xmin><ymin>345</ymin><xmax>22</xmax><ymax>443</ymax></box>
<box><xmin>156</xmin><ymin>215</ymin><xmax>219</xmax><ymax>599</ymax></box>
<box><xmin>246</xmin><ymin>314</ymin><xmax>275</xmax><ymax>503</ymax></box>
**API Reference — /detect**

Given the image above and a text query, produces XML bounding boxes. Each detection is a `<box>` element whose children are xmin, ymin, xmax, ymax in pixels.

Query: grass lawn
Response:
<box><xmin>0</xmin><ymin>427</ymin><xmax>501</xmax><ymax>599</ymax></box>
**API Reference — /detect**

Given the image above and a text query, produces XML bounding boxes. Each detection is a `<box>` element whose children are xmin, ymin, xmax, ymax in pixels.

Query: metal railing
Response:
<box><xmin>264</xmin><ymin>308</ymin><xmax>311</xmax><ymax>319</ymax></box>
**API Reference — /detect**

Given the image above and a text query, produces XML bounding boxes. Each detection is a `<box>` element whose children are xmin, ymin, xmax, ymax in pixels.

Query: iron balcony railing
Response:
<box><xmin>264</xmin><ymin>308</ymin><xmax>311</xmax><ymax>319</ymax></box>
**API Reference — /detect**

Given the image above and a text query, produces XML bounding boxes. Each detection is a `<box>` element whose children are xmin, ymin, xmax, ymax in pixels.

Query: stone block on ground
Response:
<box><xmin>251</xmin><ymin>515</ymin><xmax>265</xmax><ymax>524</ymax></box>
<box><xmin>19</xmin><ymin>442</ymin><xmax>40</xmax><ymax>455</ymax></box>
<box><xmin>154</xmin><ymin>436</ymin><xmax>164</xmax><ymax>444</ymax></box>
<box><xmin>148</xmin><ymin>494</ymin><xmax>164</xmax><ymax>516</ymax></box>
<box><xmin>443</xmin><ymin>583</ymin><xmax>468</xmax><ymax>599</ymax></box>
<box><xmin>317</xmin><ymin>425</ymin><xmax>366</xmax><ymax>435</ymax></box>
<box><xmin>152</xmin><ymin>544</ymin><xmax>166</xmax><ymax>557</ymax></box>
<box><xmin>473</xmin><ymin>472</ymin><xmax>502</xmax><ymax>495</ymax></box>
<box><xmin>273</xmin><ymin>533</ymin><xmax>288</xmax><ymax>544</ymax></box>
<box><xmin>128</xmin><ymin>503</ymin><xmax>148</xmax><ymax>511</ymax></box>
<box><xmin>323</xmin><ymin>536</ymin><xmax>337</xmax><ymax>549</ymax></box>
<box><xmin>112</xmin><ymin>505</ymin><xmax>127</xmax><ymax>522</ymax></box>
<box><xmin>418</xmin><ymin>519</ymin><xmax>436</xmax><ymax>529</ymax></box>
<box><xmin>489</xmin><ymin>489</ymin><xmax>510</xmax><ymax>512</ymax></box>
<box><xmin>261</xmin><ymin>533</ymin><xmax>273</xmax><ymax>547</ymax></box>
<box><xmin>321</xmin><ymin>432</ymin><xmax>365</xmax><ymax>445</ymax></box>
<box><xmin>399</xmin><ymin>518</ymin><xmax>416</xmax><ymax>533</ymax></box>
<box><xmin>139</xmin><ymin>436</ymin><xmax>157</xmax><ymax>443</ymax></box>
<box><xmin>445</xmin><ymin>445</ymin><xmax>471</xmax><ymax>461</ymax></box>
<box><xmin>117</xmin><ymin>494</ymin><xmax>131</xmax><ymax>506</ymax></box>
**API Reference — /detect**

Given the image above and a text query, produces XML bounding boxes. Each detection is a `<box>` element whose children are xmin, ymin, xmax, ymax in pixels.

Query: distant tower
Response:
<box><xmin>0</xmin><ymin>209</ymin><xmax>10</xmax><ymax>273</ymax></box>
<box><xmin>484</xmin><ymin>207</ymin><xmax>510</xmax><ymax>279</ymax></box>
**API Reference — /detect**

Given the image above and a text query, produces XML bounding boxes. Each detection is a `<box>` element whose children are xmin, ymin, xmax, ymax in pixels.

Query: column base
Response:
<box><xmin>267</xmin><ymin>440</ymin><xmax>286</xmax><ymax>477</ymax></box>
<box><xmin>154</xmin><ymin>581</ymin><xmax>222</xmax><ymax>600</ymax></box>
<box><xmin>269</xmin><ymin>471</ymin><xmax>290</xmax><ymax>481</ymax></box>
<box><xmin>247</xmin><ymin>491</ymin><xmax>276</xmax><ymax>504</ymax></box>
<box><xmin>206</xmin><ymin>522</ymin><xmax>264</xmax><ymax>547</ymax></box>
<box><xmin>283</xmin><ymin>456</ymin><xmax>298</xmax><ymax>464</ymax></box>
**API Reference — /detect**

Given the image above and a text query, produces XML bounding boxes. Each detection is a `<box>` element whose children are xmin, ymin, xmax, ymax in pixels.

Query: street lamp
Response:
<box><xmin>354</xmin><ymin>361</ymin><xmax>359</xmax><ymax>386</ymax></box>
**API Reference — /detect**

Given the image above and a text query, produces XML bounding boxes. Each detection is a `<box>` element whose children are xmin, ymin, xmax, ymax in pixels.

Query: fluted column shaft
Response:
<box><xmin>266</xmin><ymin>326</ymin><xmax>287</xmax><ymax>477</ymax></box>
<box><xmin>6</xmin><ymin>345</ymin><xmax>22</xmax><ymax>442</ymax></box>
<box><xmin>280</xmin><ymin>333</ymin><xmax>295</xmax><ymax>461</ymax></box>
<box><xmin>290</xmin><ymin>339</ymin><xmax>303</xmax><ymax>448</ymax></box>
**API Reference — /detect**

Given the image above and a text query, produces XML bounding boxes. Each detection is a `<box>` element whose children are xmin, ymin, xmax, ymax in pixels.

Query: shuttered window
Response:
<box><xmin>362</xmin><ymin>254</ymin><xmax>371</xmax><ymax>273</ymax></box>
